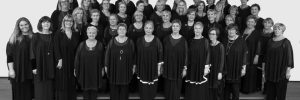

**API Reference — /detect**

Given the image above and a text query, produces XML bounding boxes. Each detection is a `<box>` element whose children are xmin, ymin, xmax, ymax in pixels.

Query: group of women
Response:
<box><xmin>6</xmin><ymin>0</ymin><xmax>294</xmax><ymax>100</ymax></box>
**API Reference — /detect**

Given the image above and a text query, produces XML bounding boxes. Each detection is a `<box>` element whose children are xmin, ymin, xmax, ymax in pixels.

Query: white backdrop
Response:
<box><xmin>0</xmin><ymin>0</ymin><xmax>299</xmax><ymax>81</ymax></box>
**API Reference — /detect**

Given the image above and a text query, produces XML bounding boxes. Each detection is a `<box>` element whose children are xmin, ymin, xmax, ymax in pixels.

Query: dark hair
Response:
<box><xmin>90</xmin><ymin>9</ymin><xmax>100</xmax><ymax>17</ymax></box>
<box><xmin>117</xmin><ymin>23</ymin><xmax>128</xmax><ymax>29</ymax></box>
<box><xmin>172</xmin><ymin>19</ymin><xmax>182</xmax><ymax>28</ymax></box>
<box><xmin>197</xmin><ymin>1</ymin><xmax>206</xmax><ymax>12</ymax></box>
<box><xmin>208</xmin><ymin>27</ymin><xmax>220</xmax><ymax>37</ymax></box>
<box><xmin>251</xmin><ymin>3</ymin><xmax>261</xmax><ymax>11</ymax></box>
<box><xmin>187</xmin><ymin>8</ymin><xmax>197</xmax><ymax>15</ymax></box>
<box><xmin>136</xmin><ymin>0</ymin><xmax>144</xmax><ymax>7</ymax></box>
<box><xmin>37</xmin><ymin>16</ymin><xmax>52</xmax><ymax>32</ymax></box>
<box><xmin>226</xmin><ymin>23</ymin><xmax>239</xmax><ymax>34</ymax></box>
<box><xmin>246</xmin><ymin>15</ymin><xmax>257</xmax><ymax>23</ymax></box>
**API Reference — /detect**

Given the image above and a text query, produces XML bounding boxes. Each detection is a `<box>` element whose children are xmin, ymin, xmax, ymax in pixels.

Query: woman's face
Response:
<box><xmin>240</xmin><ymin>0</ymin><xmax>248</xmax><ymax>5</ymax></box>
<box><xmin>263</xmin><ymin>21</ymin><xmax>273</xmax><ymax>29</ymax></box>
<box><xmin>194</xmin><ymin>24</ymin><xmax>203</xmax><ymax>36</ymax></box>
<box><xmin>76</xmin><ymin>10</ymin><xmax>83</xmax><ymax>20</ymax></box>
<box><xmin>83</xmin><ymin>0</ymin><xmax>91</xmax><ymax>8</ymax></box>
<box><xmin>230</xmin><ymin>8</ymin><xmax>237</xmax><ymax>15</ymax></box>
<box><xmin>207</xmin><ymin>11</ymin><xmax>216</xmax><ymax>21</ymax></box>
<box><xmin>102</xmin><ymin>0</ymin><xmax>110</xmax><ymax>10</ymax></box>
<box><xmin>172</xmin><ymin>23</ymin><xmax>181</xmax><ymax>33</ymax></box>
<box><xmin>109</xmin><ymin>16</ymin><xmax>117</xmax><ymax>25</ymax></box>
<box><xmin>91</xmin><ymin>12</ymin><xmax>100</xmax><ymax>22</ymax></box>
<box><xmin>117</xmin><ymin>26</ymin><xmax>127</xmax><ymax>36</ymax></box>
<box><xmin>156</xmin><ymin>3</ymin><xmax>164</xmax><ymax>11</ymax></box>
<box><xmin>134</xmin><ymin>12</ymin><xmax>143</xmax><ymax>22</ymax></box>
<box><xmin>251</xmin><ymin>6</ymin><xmax>260</xmax><ymax>16</ymax></box>
<box><xmin>207</xmin><ymin>0</ymin><xmax>214</xmax><ymax>5</ymax></box>
<box><xmin>197</xmin><ymin>3</ymin><xmax>205</xmax><ymax>11</ymax></box>
<box><xmin>19</xmin><ymin>21</ymin><xmax>30</xmax><ymax>33</ymax></box>
<box><xmin>87</xmin><ymin>28</ymin><xmax>97</xmax><ymax>39</ymax></box>
<box><xmin>187</xmin><ymin>12</ymin><xmax>196</xmax><ymax>21</ymax></box>
<box><xmin>193</xmin><ymin>0</ymin><xmax>201</xmax><ymax>4</ymax></box>
<box><xmin>64</xmin><ymin>19</ymin><xmax>73</xmax><ymax>28</ymax></box>
<box><xmin>60</xmin><ymin>0</ymin><xmax>69</xmax><ymax>9</ymax></box>
<box><xmin>42</xmin><ymin>21</ymin><xmax>51</xmax><ymax>30</ymax></box>
<box><xmin>144</xmin><ymin>23</ymin><xmax>154</xmax><ymax>35</ymax></box>
<box><xmin>246</xmin><ymin>18</ymin><xmax>256</xmax><ymax>28</ymax></box>
<box><xmin>273</xmin><ymin>26</ymin><xmax>283</xmax><ymax>36</ymax></box>
<box><xmin>162</xmin><ymin>12</ymin><xmax>171</xmax><ymax>22</ymax></box>
<box><xmin>225</xmin><ymin>17</ymin><xmax>234</xmax><ymax>26</ymax></box>
<box><xmin>119</xmin><ymin>4</ymin><xmax>127</xmax><ymax>13</ymax></box>
<box><xmin>209</xmin><ymin>30</ymin><xmax>217</xmax><ymax>41</ymax></box>
<box><xmin>216</xmin><ymin>4</ymin><xmax>223</xmax><ymax>11</ymax></box>
<box><xmin>228</xmin><ymin>28</ymin><xmax>237</xmax><ymax>37</ymax></box>
<box><xmin>137</xmin><ymin>3</ymin><xmax>145</xmax><ymax>12</ymax></box>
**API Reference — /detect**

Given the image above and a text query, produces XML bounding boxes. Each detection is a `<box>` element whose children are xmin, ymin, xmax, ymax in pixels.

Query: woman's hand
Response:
<box><xmin>8</xmin><ymin>70</ymin><xmax>15</xmax><ymax>79</ymax></box>
<box><xmin>57</xmin><ymin>59</ymin><xmax>62</xmax><ymax>69</ymax></box>
<box><xmin>286</xmin><ymin>67</ymin><xmax>291</xmax><ymax>79</ymax></box>
<box><xmin>218</xmin><ymin>73</ymin><xmax>222</xmax><ymax>80</ymax></box>
<box><xmin>132</xmin><ymin>65</ymin><xmax>136</xmax><ymax>74</ymax></box>
<box><xmin>32</xmin><ymin>69</ymin><xmax>37</xmax><ymax>75</ymax></box>
<box><xmin>241</xmin><ymin>66</ymin><xmax>246</xmax><ymax>77</ymax></box>
<box><xmin>253</xmin><ymin>55</ymin><xmax>259</xmax><ymax>65</ymax></box>
<box><xmin>204</xmin><ymin>65</ymin><xmax>210</xmax><ymax>76</ymax></box>
<box><xmin>182</xmin><ymin>66</ymin><xmax>187</xmax><ymax>78</ymax></box>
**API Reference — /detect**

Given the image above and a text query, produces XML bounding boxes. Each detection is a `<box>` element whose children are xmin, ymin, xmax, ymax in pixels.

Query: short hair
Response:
<box><xmin>60</xmin><ymin>14</ymin><xmax>74</xmax><ymax>31</ymax></box>
<box><xmin>89</xmin><ymin>9</ymin><xmax>100</xmax><ymax>17</ymax></box>
<box><xmin>86</xmin><ymin>26</ymin><xmax>98</xmax><ymax>33</ymax></box>
<box><xmin>109</xmin><ymin>14</ymin><xmax>119</xmax><ymax>24</ymax></box>
<box><xmin>251</xmin><ymin>3</ymin><xmax>261</xmax><ymax>11</ymax></box>
<box><xmin>187</xmin><ymin>8</ymin><xmax>196</xmax><ymax>15</ymax></box>
<box><xmin>37</xmin><ymin>16</ymin><xmax>52</xmax><ymax>32</ymax></box>
<box><xmin>246</xmin><ymin>15</ymin><xmax>257</xmax><ymax>23</ymax></box>
<box><xmin>117</xmin><ymin>23</ymin><xmax>127</xmax><ymax>29</ymax></box>
<box><xmin>208</xmin><ymin>27</ymin><xmax>220</xmax><ymax>38</ymax></box>
<box><xmin>133</xmin><ymin>11</ymin><xmax>144</xmax><ymax>22</ymax></box>
<box><xmin>194</xmin><ymin>21</ymin><xmax>204</xmax><ymax>28</ymax></box>
<box><xmin>162</xmin><ymin>10</ymin><xmax>171</xmax><ymax>17</ymax></box>
<box><xmin>136</xmin><ymin>0</ymin><xmax>144</xmax><ymax>7</ymax></box>
<box><xmin>145</xmin><ymin>20</ymin><xmax>154</xmax><ymax>28</ymax></box>
<box><xmin>207</xmin><ymin>9</ymin><xmax>216</xmax><ymax>14</ymax></box>
<box><xmin>226</xmin><ymin>23</ymin><xmax>239</xmax><ymax>33</ymax></box>
<box><xmin>225</xmin><ymin>14</ymin><xmax>235</xmax><ymax>23</ymax></box>
<box><xmin>229</xmin><ymin>5</ymin><xmax>238</xmax><ymax>15</ymax></box>
<box><xmin>263</xmin><ymin>17</ymin><xmax>274</xmax><ymax>26</ymax></box>
<box><xmin>197</xmin><ymin>1</ymin><xmax>206</xmax><ymax>12</ymax></box>
<box><xmin>273</xmin><ymin>23</ymin><xmax>286</xmax><ymax>32</ymax></box>
<box><xmin>172</xmin><ymin>19</ymin><xmax>182</xmax><ymax>27</ymax></box>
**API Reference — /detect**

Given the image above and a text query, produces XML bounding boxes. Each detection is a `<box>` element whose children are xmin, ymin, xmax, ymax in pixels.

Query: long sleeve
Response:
<box><xmin>219</xmin><ymin>44</ymin><xmax>225</xmax><ymax>73</ymax></box>
<box><xmin>30</xmin><ymin>34</ymin><xmax>38</xmax><ymax>69</ymax></box>
<box><xmin>205</xmin><ymin>39</ymin><xmax>210</xmax><ymax>65</ymax></box>
<box><xmin>284</xmin><ymin>39</ymin><xmax>294</xmax><ymax>68</ymax></box>
<box><xmin>242</xmin><ymin>40</ymin><xmax>249</xmax><ymax>65</ymax></box>
<box><xmin>104</xmin><ymin>39</ymin><xmax>113</xmax><ymax>67</ymax></box>
<box><xmin>256</xmin><ymin>39</ymin><xmax>262</xmax><ymax>55</ymax></box>
<box><xmin>184</xmin><ymin>39</ymin><xmax>188</xmax><ymax>66</ymax></box>
<box><xmin>129</xmin><ymin>39</ymin><xmax>136</xmax><ymax>65</ymax></box>
<box><xmin>54</xmin><ymin>31</ymin><xmax>62</xmax><ymax>61</ymax></box>
<box><xmin>6</xmin><ymin>42</ymin><xmax>14</xmax><ymax>63</ymax></box>
<box><xmin>156</xmin><ymin>38</ymin><xmax>163</xmax><ymax>63</ymax></box>
<box><xmin>74</xmin><ymin>42</ymin><xmax>84</xmax><ymax>76</ymax></box>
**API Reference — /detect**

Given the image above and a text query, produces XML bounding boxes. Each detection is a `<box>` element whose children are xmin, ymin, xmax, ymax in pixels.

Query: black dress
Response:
<box><xmin>264</xmin><ymin>38</ymin><xmax>294</xmax><ymax>100</ymax></box>
<box><xmin>180</xmin><ymin>22</ymin><xmax>194</xmax><ymax>42</ymax></box>
<box><xmin>208</xmin><ymin>43</ymin><xmax>225</xmax><ymax>100</ymax></box>
<box><xmin>255</xmin><ymin>17</ymin><xmax>264</xmax><ymax>31</ymax></box>
<box><xmin>171</xmin><ymin>10</ymin><xmax>188</xmax><ymax>22</ymax></box>
<box><xmin>238</xmin><ymin>6</ymin><xmax>251</xmax><ymax>32</ymax></box>
<box><xmin>143</xmin><ymin>4</ymin><xmax>154</xmax><ymax>20</ymax></box>
<box><xmin>99</xmin><ymin>11</ymin><xmax>110</xmax><ymax>29</ymax></box>
<box><xmin>154</xmin><ymin>24</ymin><xmax>172</xmax><ymax>41</ymax></box>
<box><xmin>30</xmin><ymin>33</ymin><xmax>56</xmax><ymax>100</ymax></box>
<box><xmin>103</xmin><ymin>26</ymin><xmax>118</xmax><ymax>46</ymax></box>
<box><xmin>51</xmin><ymin>10</ymin><xmax>71</xmax><ymax>33</ymax></box>
<box><xmin>241</xmin><ymin>30</ymin><xmax>261</xmax><ymax>93</ymax></box>
<box><xmin>136</xmin><ymin>36</ymin><xmax>163</xmax><ymax>100</ymax></box>
<box><xmin>117</xmin><ymin>14</ymin><xmax>132</xmax><ymax>27</ymax></box>
<box><xmin>54</xmin><ymin>30</ymin><xmax>80</xmax><ymax>100</ymax></box>
<box><xmin>185</xmin><ymin>38</ymin><xmax>210</xmax><ymax>100</ymax></box>
<box><xmin>127</xmin><ymin>24</ymin><xmax>144</xmax><ymax>43</ymax></box>
<box><xmin>6</xmin><ymin>35</ymin><xmax>33</xmax><ymax>100</ymax></box>
<box><xmin>163</xmin><ymin>35</ymin><xmax>188</xmax><ymax>100</ymax></box>
<box><xmin>204</xmin><ymin>21</ymin><xmax>223</xmax><ymax>39</ymax></box>
<box><xmin>150</xmin><ymin>12</ymin><xmax>163</xmax><ymax>29</ymax></box>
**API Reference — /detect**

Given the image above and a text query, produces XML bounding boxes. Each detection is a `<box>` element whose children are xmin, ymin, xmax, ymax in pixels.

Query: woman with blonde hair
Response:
<box><xmin>51</xmin><ymin>0</ymin><xmax>72</xmax><ymax>32</ymax></box>
<box><xmin>72</xmin><ymin>7</ymin><xmax>88</xmax><ymax>40</ymax></box>
<box><xmin>172</xmin><ymin>0</ymin><xmax>188</xmax><ymax>23</ymax></box>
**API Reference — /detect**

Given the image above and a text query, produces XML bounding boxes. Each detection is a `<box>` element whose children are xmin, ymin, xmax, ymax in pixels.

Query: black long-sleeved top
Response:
<box><xmin>154</xmin><ymin>24</ymin><xmax>172</xmax><ymax>41</ymax></box>
<box><xmin>180</xmin><ymin>22</ymin><xmax>195</xmax><ymax>42</ymax></box>
<box><xmin>238</xmin><ymin>6</ymin><xmax>251</xmax><ymax>32</ymax></box>
<box><xmin>143</xmin><ymin>4</ymin><xmax>154</xmax><ymax>20</ymax></box>
<box><xmin>209</xmin><ymin>43</ymin><xmax>225</xmax><ymax>88</ymax></box>
<box><xmin>127</xmin><ymin>23</ymin><xmax>144</xmax><ymax>43</ymax></box>
<box><xmin>103</xmin><ymin>26</ymin><xmax>118</xmax><ymax>46</ymax></box>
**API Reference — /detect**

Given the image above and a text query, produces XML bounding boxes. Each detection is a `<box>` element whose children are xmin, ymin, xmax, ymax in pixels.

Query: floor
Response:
<box><xmin>0</xmin><ymin>78</ymin><xmax>299</xmax><ymax>100</ymax></box>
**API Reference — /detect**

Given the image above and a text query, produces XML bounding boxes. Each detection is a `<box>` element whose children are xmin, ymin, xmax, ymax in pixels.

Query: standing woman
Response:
<box><xmin>81</xmin><ymin>0</ymin><xmax>98</xmax><ymax>23</ymax></box>
<box><xmin>185</xmin><ymin>22</ymin><xmax>210</xmax><ymax>100</ymax></box>
<box><xmin>181</xmin><ymin>8</ymin><xmax>196</xmax><ymax>42</ymax></box>
<box><xmin>72</xmin><ymin>7</ymin><xmax>88</xmax><ymax>41</ymax></box>
<box><xmin>204</xmin><ymin>9</ymin><xmax>223</xmax><ymax>39</ymax></box>
<box><xmin>74</xmin><ymin>26</ymin><xmax>105</xmax><ymax>100</ymax></box>
<box><xmin>238</xmin><ymin>0</ymin><xmax>251</xmax><ymax>32</ymax></box>
<box><xmin>171</xmin><ymin>0</ymin><xmax>182</xmax><ymax>11</ymax></box>
<box><xmin>117</xmin><ymin>2</ymin><xmax>132</xmax><ymax>27</ymax></box>
<box><xmin>136</xmin><ymin>21</ymin><xmax>163</xmax><ymax>100</ymax></box>
<box><xmin>223</xmin><ymin>24</ymin><xmax>248</xmax><ymax>100</ymax></box>
<box><xmin>128</xmin><ymin>11</ymin><xmax>145</xmax><ymax>43</ymax></box>
<box><xmin>240</xmin><ymin>15</ymin><xmax>261</xmax><ymax>93</ymax></box>
<box><xmin>154</xmin><ymin>10</ymin><xmax>173</xmax><ymax>41</ymax></box>
<box><xmin>100</xmin><ymin>0</ymin><xmax>112</xmax><ymax>29</ymax></box>
<box><xmin>171</xmin><ymin>0</ymin><xmax>188</xmax><ymax>23</ymax></box>
<box><xmin>86</xmin><ymin>9</ymin><xmax>104</xmax><ymax>42</ymax></box>
<box><xmin>105</xmin><ymin>23</ymin><xmax>135</xmax><ymax>100</ymax></box>
<box><xmin>162</xmin><ymin>19</ymin><xmax>188</xmax><ymax>100</ymax></box>
<box><xmin>54</xmin><ymin>14</ymin><xmax>80</xmax><ymax>100</ymax></box>
<box><xmin>263</xmin><ymin>23</ymin><xmax>294</xmax><ymax>100</ymax></box>
<box><xmin>228</xmin><ymin>5</ymin><xmax>242</xmax><ymax>29</ymax></box>
<box><xmin>208</xmin><ymin>28</ymin><xmax>225</xmax><ymax>100</ymax></box>
<box><xmin>115</xmin><ymin>0</ymin><xmax>136</xmax><ymax>18</ymax></box>
<box><xmin>30</xmin><ymin>16</ymin><xmax>55</xmax><ymax>100</ymax></box>
<box><xmin>100</xmin><ymin>0</ymin><xmax>116</xmax><ymax>13</ymax></box>
<box><xmin>104</xmin><ymin>14</ymin><xmax>119</xmax><ymax>46</ymax></box>
<box><xmin>215</xmin><ymin>1</ymin><xmax>225</xmax><ymax>23</ymax></box>
<box><xmin>250</xmin><ymin>4</ymin><xmax>264</xmax><ymax>31</ymax></box>
<box><xmin>221</xmin><ymin>15</ymin><xmax>236</xmax><ymax>42</ymax></box>
<box><xmin>51</xmin><ymin>0</ymin><xmax>72</xmax><ymax>33</ymax></box>
<box><xmin>6</xmin><ymin>17</ymin><xmax>34</xmax><ymax>100</ymax></box>
<box><xmin>218</xmin><ymin>0</ymin><xmax>231</xmax><ymax>16</ymax></box>
<box><xmin>195</xmin><ymin>1</ymin><xmax>207</xmax><ymax>24</ymax></box>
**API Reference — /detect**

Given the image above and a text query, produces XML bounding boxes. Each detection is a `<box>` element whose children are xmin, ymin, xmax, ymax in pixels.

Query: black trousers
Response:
<box><xmin>224</xmin><ymin>81</ymin><xmax>239</xmax><ymax>100</ymax></box>
<box><xmin>110</xmin><ymin>84</ymin><xmax>129</xmax><ymax>100</ymax></box>
<box><xmin>139</xmin><ymin>82</ymin><xmax>157</xmax><ymax>100</ymax></box>
<box><xmin>265</xmin><ymin>79</ymin><xmax>288</xmax><ymax>100</ymax></box>
<box><xmin>164</xmin><ymin>78</ymin><xmax>182</xmax><ymax>100</ymax></box>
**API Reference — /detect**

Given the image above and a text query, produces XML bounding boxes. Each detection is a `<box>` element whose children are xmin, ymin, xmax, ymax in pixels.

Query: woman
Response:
<box><xmin>105</xmin><ymin>23</ymin><xmax>135</xmax><ymax>100</ymax></box>
<box><xmin>85</xmin><ymin>9</ymin><xmax>104</xmax><ymax>42</ymax></box>
<box><xmin>238</xmin><ymin>0</ymin><xmax>251</xmax><ymax>32</ymax></box>
<box><xmin>51</xmin><ymin>0</ymin><xmax>72</xmax><ymax>33</ymax></box>
<box><xmin>138</xmin><ymin>0</ymin><xmax>154</xmax><ymax>20</ymax></box>
<box><xmin>154</xmin><ymin>10</ymin><xmax>172</xmax><ymax>41</ymax></box>
<box><xmin>99</xmin><ymin>0</ymin><xmax>112</xmax><ymax>28</ymax></box>
<box><xmin>263</xmin><ymin>23</ymin><xmax>294</xmax><ymax>100</ymax></box>
<box><xmin>56</xmin><ymin>0</ymin><xmax>78</xmax><ymax>12</ymax></box>
<box><xmin>171</xmin><ymin>0</ymin><xmax>188</xmax><ymax>23</ymax></box>
<box><xmin>215</xmin><ymin>1</ymin><xmax>225</xmax><ymax>23</ymax></box>
<box><xmin>104</xmin><ymin>14</ymin><xmax>119</xmax><ymax>46</ymax></box>
<box><xmin>181</xmin><ymin>8</ymin><xmax>196</xmax><ymax>42</ymax></box>
<box><xmin>54</xmin><ymin>15</ymin><xmax>80</xmax><ymax>100</ymax></box>
<box><xmin>6</xmin><ymin>17</ymin><xmax>34</xmax><ymax>100</ymax></box>
<box><xmin>81</xmin><ymin>0</ymin><xmax>99</xmax><ymax>23</ymax></box>
<box><xmin>204</xmin><ymin>9</ymin><xmax>223</xmax><ymax>39</ymax></box>
<box><xmin>30</xmin><ymin>16</ymin><xmax>55</xmax><ymax>100</ymax></box>
<box><xmin>127</xmin><ymin>11</ymin><xmax>145</xmax><ymax>43</ymax></box>
<box><xmin>72</xmin><ymin>7</ymin><xmax>88</xmax><ymax>41</ymax></box>
<box><xmin>115</xmin><ymin>0</ymin><xmax>136</xmax><ymax>18</ymax></box>
<box><xmin>136</xmin><ymin>21</ymin><xmax>163</xmax><ymax>100</ymax></box>
<box><xmin>219</xmin><ymin>0</ymin><xmax>231</xmax><ymax>16</ymax></box>
<box><xmin>206</xmin><ymin>0</ymin><xmax>216</xmax><ymax>12</ymax></box>
<box><xmin>162</xmin><ymin>19</ymin><xmax>188</xmax><ymax>100</ymax></box>
<box><xmin>171</xmin><ymin>0</ymin><xmax>182</xmax><ymax>11</ymax></box>
<box><xmin>251</xmin><ymin>4</ymin><xmax>264</xmax><ymax>31</ymax></box>
<box><xmin>195</xmin><ymin>1</ymin><xmax>208</xmax><ymax>24</ymax></box>
<box><xmin>100</xmin><ymin>0</ymin><xmax>116</xmax><ymax>13</ymax></box>
<box><xmin>208</xmin><ymin>28</ymin><xmax>225</xmax><ymax>100</ymax></box>
<box><xmin>185</xmin><ymin>22</ymin><xmax>210</xmax><ymax>100</ymax></box>
<box><xmin>154</xmin><ymin>0</ymin><xmax>171</xmax><ymax>11</ymax></box>
<box><xmin>240</xmin><ymin>15</ymin><xmax>261</xmax><ymax>94</ymax></box>
<box><xmin>221</xmin><ymin>15</ymin><xmax>236</xmax><ymax>42</ymax></box>
<box><xmin>117</xmin><ymin>2</ymin><xmax>132</xmax><ymax>27</ymax></box>
<box><xmin>228</xmin><ymin>5</ymin><xmax>242</xmax><ymax>30</ymax></box>
<box><xmin>74</xmin><ymin>26</ymin><xmax>104</xmax><ymax>100</ymax></box>
<box><xmin>223</xmin><ymin>24</ymin><xmax>248</xmax><ymax>100</ymax></box>
<box><xmin>150</xmin><ymin>0</ymin><xmax>164</xmax><ymax>29</ymax></box>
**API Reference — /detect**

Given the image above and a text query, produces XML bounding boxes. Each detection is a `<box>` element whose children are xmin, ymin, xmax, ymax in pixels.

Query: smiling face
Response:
<box><xmin>207</xmin><ymin>10</ymin><xmax>216</xmax><ymax>22</ymax></box>
<box><xmin>209</xmin><ymin>30</ymin><xmax>217</xmax><ymax>41</ymax></box>
<box><xmin>117</xmin><ymin>26</ymin><xmax>127</xmax><ymax>36</ymax></box>
<box><xmin>251</xmin><ymin>6</ymin><xmax>260</xmax><ymax>16</ymax></box>
<box><xmin>76</xmin><ymin>10</ymin><xmax>83</xmax><ymax>20</ymax></box>
<box><xmin>109</xmin><ymin>15</ymin><xmax>118</xmax><ymax>25</ymax></box>
<box><xmin>246</xmin><ymin>18</ymin><xmax>256</xmax><ymax>28</ymax></box>
<box><xmin>225</xmin><ymin>16</ymin><xmax>234</xmax><ymax>26</ymax></box>
<box><xmin>228</xmin><ymin>28</ymin><xmax>237</xmax><ymax>37</ymax></box>
<box><xmin>119</xmin><ymin>3</ymin><xmax>127</xmax><ymax>13</ymax></box>
<box><xmin>197</xmin><ymin>2</ymin><xmax>205</xmax><ymax>11</ymax></box>
<box><xmin>102</xmin><ymin>0</ymin><xmax>110</xmax><ymax>10</ymax></box>
<box><xmin>273</xmin><ymin>24</ymin><xmax>285</xmax><ymax>37</ymax></box>
<box><xmin>91</xmin><ymin>12</ymin><xmax>100</xmax><ymax>22</ymax></box>
<box><xmin>187</xmin><ymin>11</ymin><xmax>196</xmax><ymax>21</ymax></box>
<box><xmin>144</xmin><ymin>22</ymin><xmax>154</xmax><ymax>35</ymax></box>
<box><xmin>60</xmin><ymin>0</ymin><xmax>69</xmax><ymax>10</ymax></box>
<box><xmin>240</xmin><ymin>0</ymin><xmax>248</xmax><ymax>5</ymax></box>
<box><xmin>263</xmin><ymin>20</ymin><xmax>273</xmax><ymax>29</ymax></box>
<box><xmin>162</xmin><ymin>11</ymin><xmax>171</xmax><ymax>22</ymax></box>
<box><xmin>194</xmin><ymin>24</ymin><xmax>203</xmax><ymax>36</ymax></box>
<box><xmin>172</xmin><ymin>23</ymin><xmax>181</xmax><ymax>33</ymax></box>
<box><xmin>19</xmin><ymin>20</ymin><xmax>30</xmax><ymax>33</ymax></box>
<box><xmin>42</xmin><ymin>21</ymin><xmax>51</xmax><ymax>30</ymax></box>
<box><xmin>137</xmin><ymin>3</ymin><xmax>145</xmax><ymax>12</ymax></box>
<box><xmin>87</xmin><ymin>27</ymin><xmax>97</xmax><ymax>39</ymax></box>
<box><xmin>83</xmin><ymin>0</ymin><xmax>91</xmax><ymax>8</ymax></box>
<box><xmin>134</xmin><ymin>12</ymin><xmax>143</xmax><ymax>22</ymax></box>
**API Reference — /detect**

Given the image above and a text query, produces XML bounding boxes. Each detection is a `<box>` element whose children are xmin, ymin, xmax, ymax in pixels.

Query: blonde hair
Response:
<box><xmin>176</xmin><ymin>0</ymin><xmax>187</xmax><ymax>15</ymax></box>
<box><xmin>9</xmin><ymin>17</ymin><xmax>33</xmax><ymax>44</ymax></box>
<box><xmin>58</xmin><ymin>0</ymin><xmax>70</xmax><ymax>11</ymax></box>
<box><xmin>60</xmin><ymin>14</ymin><xmax>75</xmax><ymax>31</ymax></box>
<box><xmin>72</xmin><ymin>7</ymin><xmax>88</xmax><ymax>29</ymax></box>
<box><xmin>273</xmin><ymin>23</ymin><xmax>286</xmax><ymax>32</ymax></box>
<box><xmin>81</xmin><ymin>0</ymin><xmax>92</xmax><ymax>10</ymax></box>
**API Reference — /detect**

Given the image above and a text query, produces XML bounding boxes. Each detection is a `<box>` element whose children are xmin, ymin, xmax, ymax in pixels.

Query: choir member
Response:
<box><xmin>127</xmin><ymin>11</ymin><xmax>145</xmax><ymax>43</ymax></box>
<box><xmin>154</xmin><ymin>10</ymin><xmax>172</xmax><ymax>41</ymax></box>
<box><xmin>263</xmin><ymin>23</ymin><xmax>294</xmax><ymax>100</ymax></box>
<box><xmin>30</xmin><ymin>16</ymin><xmax>56</xmax><ymax>100</ymax></box>
<box><xmin>100</xmin><ymin>0</ymin><xmax>116</xmax><ymax>13</ymax></box>
<box><xmin>51</xmin><ymin>0</ymin><xmax>72</xmax><ymax>33</ymax></box>
<box><xmin>181</xmin><ymin>8</ymin><xmax>196</xmax><ymax>42</ymax></box>
<box><xmin>185</xmin><ymin>22</ymin><xmax>210</xmax><ymax>100</ymax></box>
<box><xmin>171</xmin><ymin>0</ymin><xmax>182</xmax><ymax>11</ymax></box>
<box><xmin>257</xmin><ymin>18</ymin><xmax>274</xmax><ymax>93</ymax></box>
<box><xmin>218</xmin><ymin>0</ymin><xmax>231</xmax><ymax>16</ymax></box>
<box><xmin>54</xmin><ymin>14</ymin><xmax>80</xmax><ymax>100</ymax></box>
<box><xmin>171</xmin><ymin>0</ymin><xmax>188</xmax><ymax>22</ymax></box>
<box><xmin>188</xmin><ymin>0</ymin><xmax>201</xmax><ymax>9</ymax></box>
<box><xmin>138</xmin><ymin>0</ymin><xmax>154</xmax><ymax>20</ymax></box>
<box><xmin>115</xmin><ymin>0</ymin><xmax>136</xmax><ymax>18</ymax></box>
<box><xmin>100</xmin><ymin>0</ymin><xmax>112</xmax><ymax>29</ymax></box>
<box><xmin>195</xmin><ymin>1</ymin><xmax>208</xmax><ymax>24</ymax></box>
<box><xmin>56</xmin><ymin>0</ymin><xmax>78</xmax><ymax>12</ymax></box>
<box><xmin>136</xmin><ymin>21</ymin><xmax>163</xmax><ymax>100</ymax></box>
<box><xmin>206</xmin><ymin>0</ymin><xmax>216</xmax><ymax>12</ymax></box>
<box><xmin>162</xmin><ymin>19</ymin><xmax>188</xmax><ymax>100</ymax></box>
<box><xmin>104</xmin><ymin>14</ymin><xmax>119</xmax><ymax>46</ymax></box>
<box><xmin>228</xmin><ymin>5</ymin><xmax>242</xmax><ymax>31</ymax></box>
<box><xmin>221</xmin><ymin>15</ymin><xmax>235</xmax><ymax>42</ymax></box>
<box><xmin>204</xmin><ymin>9</ymin><xmax>223</xmax><ymax>39</ymax></box>
<box><xmin>208</xmin><ymin>27</ymin><xmax>225</xmax><ymax>100</ymax></box>
<box><xmin>81</xmin><ymin>0</ymin><xmax>99</xmax><ymax>23</ymax></box>
<box><xmin>105</xmin><ymin>23</ymin><xmax>135</xmax><ymax>100</ymax></box>
<box><xmin>117</xmin><ymin>2</ymin><xmax>132</xmax><ymax>27</ymax></box>
<box><xmin>240</xmin><ymin>15</ymin><xmax>261</xmax><ymax>93</ymax></box>
<box><xmin>135</xmin><ymin>0</ymin><xmax>146</xmax><ymax>22</ymax></box>
<box><xmin>6</xmin><ymin>17</ymin><xmax>34</xmax><ymax>100</ymax></box>
<box><xmin>150</xmin><ymin>0</ymin><xmax>164</xmax><ymax>29</ymax></box>
<box><xmin>85</xmin><ymin>9</ymin><xmax>104</xmax><ymax>42</ymax></box>
<box><xmin>154</xmin><ymin>0</ymin><xmax>172</xmax><ymax>11</ymax></box>
<box><xmin>215</xmin><ymin>1</ymin><xmax>225</xmax><ymax>23</ymax></box>
<box><xmin>251</xmin><ymin>4</ymin><xmax>264</xmax><ymax>31</ymax></box>
<box><xmin>238</xmin><ymin>0</ymin><xmax>251</xmax><ymax>32</ymax></box>
<box><xmin>223</xmin><ymin>24</ymin><xmax>248</xmax><ymax>100</ymax></box>
<box><xmin>72</xmin><ymin>7</ymin><xmax>88</xmax><ymax>41</ymax></box>
<box><xmin>74</xmin><ymin>26</ymin><xmax>105</xmax><ymax>100</ymax></box>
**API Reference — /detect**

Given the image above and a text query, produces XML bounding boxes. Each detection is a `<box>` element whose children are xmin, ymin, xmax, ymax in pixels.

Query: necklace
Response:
<box><xmin>226</xmin><ymin>35</ymin><xmax>238</xmax><ymax>55</ymax></box>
